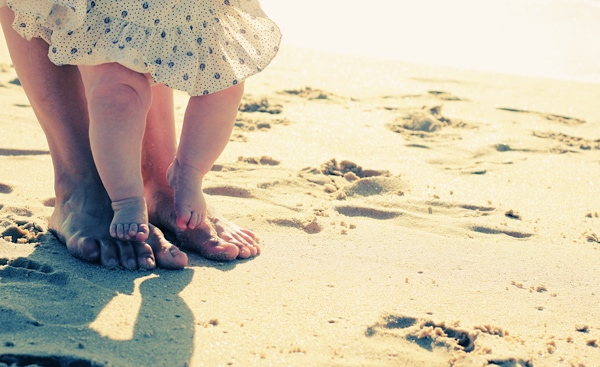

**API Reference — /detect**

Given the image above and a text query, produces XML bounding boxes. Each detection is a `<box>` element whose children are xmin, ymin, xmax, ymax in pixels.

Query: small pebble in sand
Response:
<box><xmin>324</xmin><ymin>184</ymin><xmax>337</xmax><ymax>193</ymax></box>
<box><xmin>335</xmin><ymin>191</ymin><xmax>347</xmax><ymax>200</ymax></box>
<box><xmin>575</xmin><ymin>324</ymin><xmax>590</xmax><ymax>333</ymax></box>
<box><xmin>505</xmin><ymin>209</ymin><xmax>522</xmax><ymax>220</ymax></box>
<box><xmin>349</xmin><ymin>223</ymin><xmax>356</xmax><ymax>229</ymax></box>
<box><xmin>428</xmin><ymin>207</ymin><xmax>433</xmax><ymax>214</ymax></box>
<box><xmin>586</xmin><ymin>339</ymin><xmax>598</xmax><ymax>347</ymax></box>
<box><xmin>344</xmin><ymin>172</ymin><xmax>360</xmax><ymax>181</ymax></box>
<box><xmin>536</xmin><ymin>285</ymin><xmax>548</xmax><ymax>293</ymax></box>
<box><xmin>304</xmin><ymin>220</ymin><xmax>322</xmax><ymax>234</ymax></box>
<box><xmin>340</xmin><ymin>229</ymin><xmax>348</xmax><ymax>235</ymax></box>
<box><xmin>546</xmin><ymin>340</ymin><xmax>556</xmax><ymax>354</ymax></box>
<box><xmin>208</xmin><ymin>319</ymin><xmax>219</xmax><ymax>326</ymax></box>
<box><xmin>510</xmin><ymin>280</ymin><xmax>524</xmax><ymax>288</ymax></box>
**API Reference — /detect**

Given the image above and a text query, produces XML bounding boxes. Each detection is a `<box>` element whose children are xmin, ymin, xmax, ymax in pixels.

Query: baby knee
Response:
<box><xmin>82</xmin><ymin>64</ymin><xmax>152</xmax><ymax>111</ymax></box>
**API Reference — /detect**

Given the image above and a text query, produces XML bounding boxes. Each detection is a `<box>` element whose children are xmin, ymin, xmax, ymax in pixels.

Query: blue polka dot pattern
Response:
<box><xmin>2</xmin><ymin>0</ymin><xmax>282</xmax><ymax>96</ymax></box>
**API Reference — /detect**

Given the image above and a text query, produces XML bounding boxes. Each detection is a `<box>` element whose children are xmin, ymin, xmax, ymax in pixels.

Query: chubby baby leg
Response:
<box><xmin>169</xmin><ymin>83</ymin><xmax>245</xmax><ymax>231</ymax></box>
<box><xmin>78</xmin><ymin>64</ymin><xmax>153</xmax><ymax>241</ymax></box>
<box><xmin>111</xmin><ymin>196</ymin><xmax>150</xmax><ymax>242</ymax></box>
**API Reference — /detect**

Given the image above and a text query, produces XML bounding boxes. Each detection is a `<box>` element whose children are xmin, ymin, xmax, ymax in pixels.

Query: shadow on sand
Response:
<box><xmin>0</xmin><ymin>233</ymin><xmax>196</xmax><ymax>367</ymax></box>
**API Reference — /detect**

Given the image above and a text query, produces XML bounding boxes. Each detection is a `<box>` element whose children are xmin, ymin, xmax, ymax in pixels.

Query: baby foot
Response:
<box><xmin>110</xmin><ymin>196</ymin><xmax>150</xmax><ymax>242</ymax></box>
<box><xmin>166</xmin><ymin>159</ymin><xmax>207</xmax><ymax>231</ymax></box>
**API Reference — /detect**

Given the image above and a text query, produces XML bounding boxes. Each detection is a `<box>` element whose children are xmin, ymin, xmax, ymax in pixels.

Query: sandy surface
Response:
<box><xmin>1</xmin><ymin>26</ymin><xmax>600</xmax><ymax>367</ymax></box>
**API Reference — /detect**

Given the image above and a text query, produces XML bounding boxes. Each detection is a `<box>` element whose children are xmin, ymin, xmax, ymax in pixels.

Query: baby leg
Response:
<box><xmin>78</xmin><ymin>64</ymin><xmax>153</xmax><ymax>242</ymax></box>
<box><xmin>167</xmin><ymin>83</ymin><xmax>245</xmax><ymax>230</ymax></box>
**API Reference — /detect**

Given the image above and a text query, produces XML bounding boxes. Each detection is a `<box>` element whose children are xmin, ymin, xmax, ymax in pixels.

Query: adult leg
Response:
<box><xmin>0</xmin><ymin>8</ymin><xmax>184</xmax><ymax>269</ymax></box>
<box><xmin>143</xmin><ymin>85</ymin><xmax>259</xmax><ymax>260</ymax></box>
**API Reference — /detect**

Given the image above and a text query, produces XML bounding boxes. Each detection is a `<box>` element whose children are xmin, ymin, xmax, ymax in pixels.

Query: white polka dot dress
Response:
<box><xmin>2</xmin><ymin>0</ymin><xmax>281</xmax><ymax>95</ymax></box>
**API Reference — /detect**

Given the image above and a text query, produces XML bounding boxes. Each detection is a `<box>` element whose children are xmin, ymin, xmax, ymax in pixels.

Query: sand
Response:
<box><xmin>1</xmin><ymin>27</ymin><xmax>600</xmax><ymax>367</ymax></box>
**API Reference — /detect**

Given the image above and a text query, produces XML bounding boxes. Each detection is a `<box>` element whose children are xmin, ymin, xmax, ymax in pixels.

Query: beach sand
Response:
<box><xmin>1</xmin><ymin>26</ymin><xmax>600</xmax><ymax>366</ymax></box>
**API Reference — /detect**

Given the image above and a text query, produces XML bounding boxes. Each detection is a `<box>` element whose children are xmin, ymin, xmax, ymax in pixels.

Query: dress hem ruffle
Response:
<box><xmin>4</xmin><ymin>0</ymin><xmax>281</xmax><ymax>96</ymax></box>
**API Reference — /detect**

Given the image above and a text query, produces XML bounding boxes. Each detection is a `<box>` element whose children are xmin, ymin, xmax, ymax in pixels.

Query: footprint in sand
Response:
<box><xmin>0</xmin><ymin>257</ymin><xmax>68</xmax><ymax>286</ymax></box>
<box><xmin>388</xmin><ymin>105</ymin><xmax>450</xmax><ymax>133</ymax></box>
<box><xmin>365</xmin><ymin>314</ymin><xmax>532</xmax><ymax>367</ymax></box>
<box><xmin>0</xmin><ymin>257</ymin><xmax>53</xmax><ymax>274</ymax></box>
<box><xmin>1</xmin><ymin>211</ymin><xmax>46</xmax><ymax>243</ymax></box>
<box><xmin>533</xmin><ymin>131</ymin><xmax>600</xmax><ymax>151</ymax></box>
<box><xmin>299</xmin><ymin>159</ymin><xmax>396</xmax><ymax>198</ymax></box>
<box><xmin>497</xmin><ymin>107</ymin><xmax>586</xmax><ymax>125</ymax></box>
<box><xmin>387</xmin><ymin>105</ymin><xmax>472</xmax><ymax>137</ymax></box>
<box><xmin>365</xmin><ymin>314</ymin><xmax>475</xmax><ymax>353</ymax></box>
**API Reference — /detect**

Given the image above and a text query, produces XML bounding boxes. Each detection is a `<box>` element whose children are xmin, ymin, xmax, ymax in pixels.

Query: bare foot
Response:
<box><xmin>166</xmin><ymin>158</ymin><xmax>207</xmax><ymax>231</ymax></box>
<box><xmin>50</xmin><ymin>177</ymin><xmax>187</xmax><ymax>269</ymax></box>
<box><xmin>110</xmin><ymin>196</ymin><xmax>150</xmax><ymax>241</ymax></box>
<box><xmin>146</xmin><ymin>185</ymin><xmax>260</xmax><ymax>260</ymax></box>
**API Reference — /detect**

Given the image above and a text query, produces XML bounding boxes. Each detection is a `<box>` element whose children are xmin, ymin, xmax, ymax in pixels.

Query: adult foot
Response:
<box><xmin>166</xmin><ymin>158</ymin><xmax>206</xmax><ymax>231</ymax></box>
<box><xmin>146</xmin><ymin>186</ymin><xmax>260</xmax><ymax>261</ymax></box>
<box><xmin>110</xmin><ymin>196</ymin><xmax>150</xmax><ymax>241</ymax></box>
<box><xmin>50</xmin><ymin>178</ymin><xmax>186</xmax><ymax>269</ymax></box>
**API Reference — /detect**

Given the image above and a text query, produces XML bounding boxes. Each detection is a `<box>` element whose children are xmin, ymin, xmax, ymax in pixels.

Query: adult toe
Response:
<box><xmin>66</xmin><ymin>234</ymin><xmax>100</xmax><ymax>262</ymax></box>
<box><xmin>133</xmin><ymin>241</ymin><xmax>156</xmax><ymax>270</ymax></box>
<box><xmin>147</xmin><ymin>225</ymin><xmax>187</xmax><ymax>269</ymax></box>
